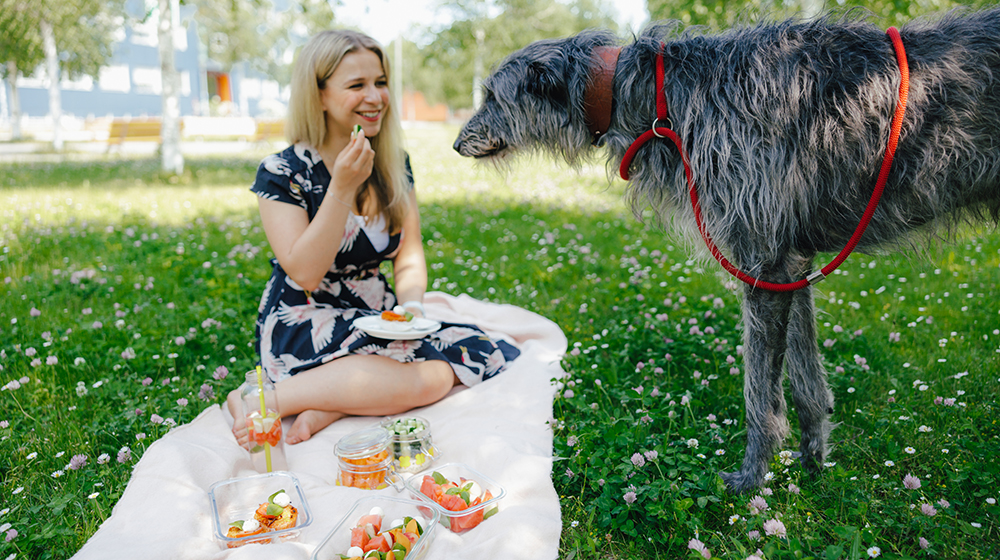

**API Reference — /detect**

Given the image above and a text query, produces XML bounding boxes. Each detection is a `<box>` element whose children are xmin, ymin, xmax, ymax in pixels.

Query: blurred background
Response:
<box><xmin>0</xmin><ymin>0</ymin><xmax>990</xmax><ymax>160</ymax></box>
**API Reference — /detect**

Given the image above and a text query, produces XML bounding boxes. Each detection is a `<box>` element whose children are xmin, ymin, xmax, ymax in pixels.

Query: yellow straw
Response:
<box><xmin>256</xmin><ymin>365</ymin><xmax>273</xmax><ymax>472</ymax></box>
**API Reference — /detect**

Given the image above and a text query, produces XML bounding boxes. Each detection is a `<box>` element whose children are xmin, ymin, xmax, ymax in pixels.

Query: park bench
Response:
<box><xmin>253</xmin><ymin>119</ymin><xmax>286</xmax><ymax>143</ymax></box>
<box><xmin>106</xmin><ymin>118</ymin><xmax>184</xmax><ymax>152</ymax></box>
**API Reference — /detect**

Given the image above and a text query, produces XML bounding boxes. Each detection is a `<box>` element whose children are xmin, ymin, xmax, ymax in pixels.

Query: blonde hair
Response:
<box><xmin>287</xmin><ymin>30</ymin><xmax>409</xmax><ymax>232</ymax></box>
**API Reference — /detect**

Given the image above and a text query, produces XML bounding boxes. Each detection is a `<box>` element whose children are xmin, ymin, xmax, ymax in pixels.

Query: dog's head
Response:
<box><xmin>453</xmin><ymin>30</ymin><xmax>619</xmax><ymax>166</ymax></box>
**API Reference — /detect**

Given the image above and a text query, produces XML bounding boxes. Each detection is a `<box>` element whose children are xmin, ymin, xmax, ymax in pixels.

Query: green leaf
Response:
<box><xmin>432</xmin><ymin>471</ymin><xmax>448</xmax><ymax>485</ymax></box>
<box><xmin>696</xmin><ymin>496</ymin><xmax>708</xmax><ymax>509</ymax></box>
<box><xmin>483</xmin><ymin>506</ymin><xmax>499</xmax><ymax>520</ymax></box>
<box><xmin>266</xmin><ymin>503</ymin><xmax>284</xmax><ymax>516</ymax></box>
<box><xmin>229</xmin><ymin>520</ymin><xmax>244</xmax><ymax>530</ymax></box>
<box><xmin>674</xmin><ymin>498</ymin><xmax>694</xmax><ymax>512</ymax></box>
<box><xmin>268</xmin><ymin>489</ymin><xmax>286</xmax><ymax>504</ymax></box>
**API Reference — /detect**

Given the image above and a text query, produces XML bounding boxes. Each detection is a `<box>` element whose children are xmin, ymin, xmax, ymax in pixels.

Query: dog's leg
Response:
<box><xmin>721</xmin><ymin>275</ymin><xmax>794</xmax><ymax>494</ymax></box>
<box><xmin>785</xmin><ymin>271</ymin><xmax>835</xmax><ymax>476</ymax></box>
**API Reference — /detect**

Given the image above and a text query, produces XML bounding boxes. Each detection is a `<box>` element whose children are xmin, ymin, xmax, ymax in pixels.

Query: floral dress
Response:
<box><xmin>250</xmin><ymin>144</ymin><xmax>520</xmax><ymax>386</ymax></box>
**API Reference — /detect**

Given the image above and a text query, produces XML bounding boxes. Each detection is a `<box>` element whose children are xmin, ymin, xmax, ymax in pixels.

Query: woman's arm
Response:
<box><xmin>259</xmin><ymin>135</ymin><xmax>375</xmax><ymax>292</ymax></box>
<box><xmin>391</xmin><ymin>189</ymin><xmax>428</xmax><ymax>316</ymax></box>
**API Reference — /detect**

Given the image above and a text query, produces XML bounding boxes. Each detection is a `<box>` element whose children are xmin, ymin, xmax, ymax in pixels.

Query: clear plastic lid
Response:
<box><xmin>335</xmin><ymin>427</ymin><xmax>391</xmax><ymax>461</ymax></box>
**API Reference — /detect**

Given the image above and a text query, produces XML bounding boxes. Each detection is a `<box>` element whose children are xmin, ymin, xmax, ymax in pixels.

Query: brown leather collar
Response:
<box><xmin>584</xmin><ymin>45</ymin><xmax>622</xmax><ymax>145</ymax></box>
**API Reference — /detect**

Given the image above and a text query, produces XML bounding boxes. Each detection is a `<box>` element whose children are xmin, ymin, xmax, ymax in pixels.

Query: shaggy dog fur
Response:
<box><xmin>453</xmin><ymin>8</ymin><xmax>1000</xmax><ymax>493</ymax></box>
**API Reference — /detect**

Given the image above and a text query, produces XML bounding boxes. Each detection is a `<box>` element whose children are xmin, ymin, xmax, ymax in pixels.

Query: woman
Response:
<box><xmin>228</xmin><ymin>30</ymin><xmax>519</xmax><ymax>445</ymax></box>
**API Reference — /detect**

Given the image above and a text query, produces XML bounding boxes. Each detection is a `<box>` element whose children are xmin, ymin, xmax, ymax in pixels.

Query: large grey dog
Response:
<box><xmin>453</xmin><ymin>8</ymin><xmax>1000</xmax><ymax>493</ymax></box>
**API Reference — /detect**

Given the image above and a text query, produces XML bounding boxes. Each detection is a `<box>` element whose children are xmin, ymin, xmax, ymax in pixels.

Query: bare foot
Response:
<box><xmin>286</xmin><ymin>409</ymin><xmax>346</xmax><ymax>445</ymax></box>
<box><xmin>226</xmin><ymin>388</ymin><xmax>250</xmax><ymax>448</ymax></box>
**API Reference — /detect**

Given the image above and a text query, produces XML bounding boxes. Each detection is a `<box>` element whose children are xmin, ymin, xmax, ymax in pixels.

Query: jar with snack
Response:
<box><xmin>335</xmin><ymin>427</ymin><xmax>395</xmax><ymax>489</ymax></box>
<box><xmin>240</xmin><ymin>369</ymin><xmax>288</xmax><ymax>473</ymax></box>
<box><xmin>380</xmin><ymin>416</ymin><xmax>438</xmax><ymax>473</ymax></box>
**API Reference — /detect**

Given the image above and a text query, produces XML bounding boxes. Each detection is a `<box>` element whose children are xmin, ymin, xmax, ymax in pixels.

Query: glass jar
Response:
<box><xmin>335</xmin><ymin>427</ymin><xmax>393</xmax><ymax>489</ymax></box>
<box><xmin>240</xmin><ymin>370</ymin><xmax>287</xmax><ymax>473</ymax></box>
<box><xmin>380</xmin><ymin>416</ymin><xmax>438</xmax><ymax>473</ymax></box>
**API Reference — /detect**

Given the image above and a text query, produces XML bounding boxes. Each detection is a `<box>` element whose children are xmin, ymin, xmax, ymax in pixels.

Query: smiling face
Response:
<box><xmin>320</xmin><ymin>49</ymin><xmax>389</xmax><ymax>142</ymax></box>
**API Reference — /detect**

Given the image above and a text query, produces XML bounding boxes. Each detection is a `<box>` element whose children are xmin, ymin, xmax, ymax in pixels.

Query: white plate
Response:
<box><xmin>353</xmin><ymin>316</ymin><xmax>442</xmax><ymax>340</ymax></box>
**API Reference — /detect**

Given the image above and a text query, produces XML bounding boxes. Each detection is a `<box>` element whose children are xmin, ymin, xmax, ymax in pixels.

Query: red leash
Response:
<box><xmin>620</xmin><ymin>27</ymin><xmax>910</xmax><ymax>291</ymax></box>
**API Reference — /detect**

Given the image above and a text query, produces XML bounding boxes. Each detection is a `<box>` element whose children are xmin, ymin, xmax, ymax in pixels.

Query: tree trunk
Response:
<box><xmin>472</xmin><ymin>27</ymin><xmax>484</xmax><ymax>110</ymax></box>
<box><xmin>158</xmin><ymin>0</ymin><xmax>183</xmax><ymax>174</ymax></box>
<box><xmin>40</xmin><ymin>19</ymin><xmax>62</xmax><ymax>151</ymax></box>
<box><xmin>6</xmin><ymin>61</ymin><xmax>22</xmax><ymax>141</ymax></box>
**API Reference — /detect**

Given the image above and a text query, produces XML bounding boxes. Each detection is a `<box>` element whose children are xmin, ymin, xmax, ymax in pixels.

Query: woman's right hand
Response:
<box><xmin>330</xmin><ymin>131</ymin><xmax>375</xmax><ymax>202</ymax></box>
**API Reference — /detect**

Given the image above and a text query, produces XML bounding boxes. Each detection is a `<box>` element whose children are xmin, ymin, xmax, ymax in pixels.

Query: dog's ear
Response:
<box><xmin>526</xmin><ymin>59</ymin><xmax>562</xmax><ymax>96</ymax></box>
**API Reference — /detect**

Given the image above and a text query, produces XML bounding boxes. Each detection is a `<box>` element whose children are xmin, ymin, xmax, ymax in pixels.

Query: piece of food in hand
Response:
<box><xmin>352</xmin><ymin>124</ymin><xmax>363</xmax><ymax>138</ymax></box>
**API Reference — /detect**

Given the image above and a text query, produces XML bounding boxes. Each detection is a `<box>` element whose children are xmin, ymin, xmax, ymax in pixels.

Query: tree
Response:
<box><xmin>0</xmin><ymin>0</ymin><xmax>126</xmax><ymax>148</ymax></box>
<box><xmin>0</xmin><ymin>0</ymin><xmax>43</xmax><ymax>140</ymax></box>
<box><xmin>190</xmin><ymin>0</ymin><xmax>340</xmax><ymax>86</ymax></box>
<box><xmin>159</xmin><ymin>0</ymin><xmax>182</xmax><ymax>174</ymax></box>
<box><xmin>418</xmin><ymin>0</ymin><xmax>622</xmax><ymax>109</ymax></box>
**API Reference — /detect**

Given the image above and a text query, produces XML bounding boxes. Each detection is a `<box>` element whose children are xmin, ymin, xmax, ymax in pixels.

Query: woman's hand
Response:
<box><xmin>329</xmin><ymin>131</ymin><xmax>375</xmax><ymax>202</ymax></box>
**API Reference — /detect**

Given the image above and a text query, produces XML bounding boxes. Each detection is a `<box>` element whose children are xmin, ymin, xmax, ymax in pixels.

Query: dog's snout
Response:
<box><xmin>453</xmin><ymin>137</ymin><xmax>463</xmax><ymax>153</ymax></box>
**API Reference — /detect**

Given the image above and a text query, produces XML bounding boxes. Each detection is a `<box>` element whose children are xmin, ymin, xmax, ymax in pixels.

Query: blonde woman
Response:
<box><xmin>229</xmin><ymin>30</ymin><xmax>519</xmax><ymax>445</ymax></box>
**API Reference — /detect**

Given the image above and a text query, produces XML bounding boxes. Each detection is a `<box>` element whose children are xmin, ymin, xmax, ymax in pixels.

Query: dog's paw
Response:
<box><xmin>720</xmin><ymin>470</ymin><xmax>763</xmax><ymax>494</ymax></box>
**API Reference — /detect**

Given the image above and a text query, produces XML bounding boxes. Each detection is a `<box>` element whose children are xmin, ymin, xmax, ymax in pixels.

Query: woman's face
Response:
<box><xmin>320</xmin><ymin>49</ymin><xmax>389</xmax><ymax>141</ymax></box>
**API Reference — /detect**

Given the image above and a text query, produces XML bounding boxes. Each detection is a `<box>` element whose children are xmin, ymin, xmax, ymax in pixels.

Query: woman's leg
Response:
<box><xmin>227</xmin><ymin>355</ymin><xmax>458</xmax><ymax>445</ymax></box>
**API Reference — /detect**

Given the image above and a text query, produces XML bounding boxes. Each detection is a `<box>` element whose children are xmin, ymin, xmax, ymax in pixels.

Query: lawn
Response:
<box><xmin>1</xmin><ymin>125</ymin><xmax>998</xmax><ymax>559</ymax></box>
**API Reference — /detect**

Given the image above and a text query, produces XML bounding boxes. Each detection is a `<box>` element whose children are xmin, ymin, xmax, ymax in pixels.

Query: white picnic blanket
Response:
<box><xmin>71</xmin><ymin>293</ymin><xmax>566</xmax><ymax>560</ymax></box>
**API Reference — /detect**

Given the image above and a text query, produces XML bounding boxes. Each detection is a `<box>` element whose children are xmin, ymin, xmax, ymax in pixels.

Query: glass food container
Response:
<box><xmin>403</xmin><ymin>462</ymin><xmax>505</xmax><ymax>534</ymax></box>
<box><xmin>208</xmin><ymin>471</ymin><xmax>312</xmax><ymax>549</ymax></box>
<box><xmin>310</xmin><ymin>495</ymin><xmax>439</xmax><ymax>560</ymax></box>
<box><xmin>335</xmin><ymin>427</ymin><xmax>396</xmax><ymax>490</ymax></box>
<box><xmin>380</xmin><ymin>416</ymin><xmax>438</xmax><ymax>473</ymax></box>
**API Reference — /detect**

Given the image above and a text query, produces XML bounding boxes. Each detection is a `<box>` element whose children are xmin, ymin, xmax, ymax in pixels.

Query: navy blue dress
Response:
<box><xmin>250</xmin><ymin>144</ymin><xmax>519</xmax><ymax>386</ymax></box>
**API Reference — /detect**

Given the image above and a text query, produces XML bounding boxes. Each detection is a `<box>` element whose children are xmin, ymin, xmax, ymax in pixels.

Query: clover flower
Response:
<box><xmin>763</xmin><ymin>518</ymin><xmax>786</xmax><ymax>538</ymax></box>
<box><xmin>903</xmin><ymin>473</ymin><xmax>921</xmax><ymax>490</ymax></box>
<box><xmin>921</xmin><ymin>502</ymin><xmax>937</xmax><ymax>516</ymax></box>
<box><xmin>631</xmin><ymin>453</ymin><xmax>645</xmax><ymax>468</ymax></box>
<box><xmin>749</xmin><ymin>495</ymin><xmax>769</xmax><ymax>514</ymax></box>
<box><xmin>199</xmin><ymin>383</ymin><xmax>215</xmax><ymax>401</ymax></box>
<box><xmin>213</xmin><ymin>366</ymin><xmax>229</xmax><ymax>381</ymax></box>
<box><xmin>68</xmin><ymin>454</ymin><xmax>87</xmax><ymax>470</ymax></box>
<box><xmin>97</xmin><ymin>453</ymin><xmax>110</xmax><ymax>464</ymax></box>
<box><xmin>623</xmin><ymin>491</ymin><xmax>637</xmax><ymax>504</ymax></box>
<box><xmin>687</xmin><ymin>538</ymin><xmax>711</xmax><ymax>559</ymax></box>
<box><xmin>117</xmin><ymin>446</ymin><xmax>132</xmax><ymax>463</ymax></box>
<box><xmin>919</xmin><ymin>537</ymin><xmax>929</xmax><ymax>549</ymax></box>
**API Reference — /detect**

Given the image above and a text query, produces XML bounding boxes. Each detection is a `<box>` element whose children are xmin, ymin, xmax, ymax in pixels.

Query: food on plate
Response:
<box><xmin>418</xmin><ymin>471</ymin><xmax>498</xmax><ymax>532</ymax></box>
<box><xmin>377</xmin><ymin>306</ymin><xmax>416</xmax><ymax>332</ymax></box>
<box><xmin>245</xmin><ymin>409</ymin><xmax>283</xmax><ymax>452</ymax></box>
<box><xmin>341</xmin><ymin>506</ymin><xmax>424</xmax><ymax>560</ymax></box>
<box><xmin>225</xmin><ymin>489</ymin><xmax>298</xmax><ymax>548</ymax></box>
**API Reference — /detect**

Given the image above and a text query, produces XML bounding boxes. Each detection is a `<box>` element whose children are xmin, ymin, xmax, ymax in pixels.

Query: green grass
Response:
<box><xmin>1</xmin><ymin>125</ymin><xmax>999</xmax><ymax>559</ymax></box>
